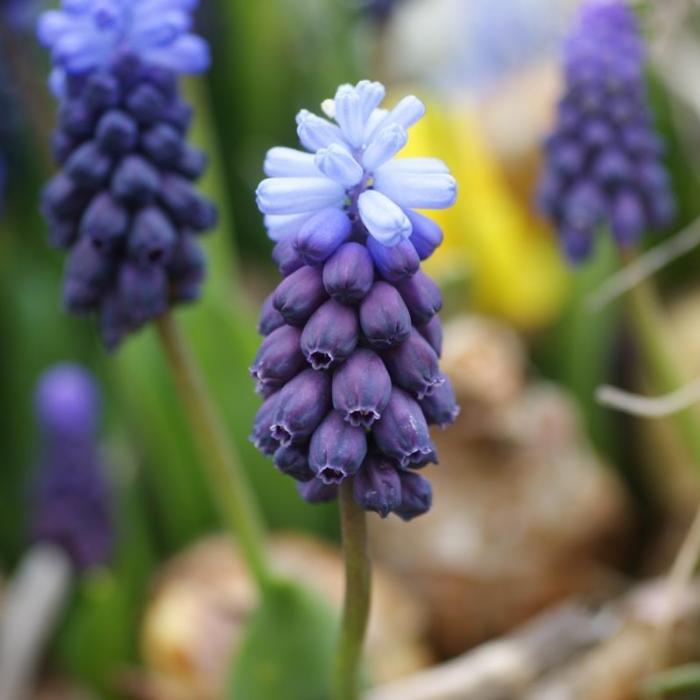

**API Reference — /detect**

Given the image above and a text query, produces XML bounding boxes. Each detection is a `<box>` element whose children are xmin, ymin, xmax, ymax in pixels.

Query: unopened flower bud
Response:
<box><xmin>366</xmin><ymin>237</ymin><xmax>419</xmax><ymax>282</ymax></box>
<box><xmin>274</xmin><ymin>444</ymin><xmax>315</xmax><ymax>482</ymax></box>
<box><xmin>359</xmin><ymin>281</ymin><xmax>411</xmax><ymax>350</ymax></box>
<box><xmin>322</xmin><ymin>242</ymin><xmax>375</xmax><ymax>305</ymax></box>
<box><xmin>353</xmin><ymin>452</ymin><xmax>402</xmax><ymax>518</ymax></box>
<box><xmin>294</xmin><ymin>207</ymin><xmax>351</xmax><ymax>265</ymax></box>
<box><xmin>297</xmin><ymin>478</ymin><xmax>338</xmax><ymax>503</ymax></box>
<box><xmin>373</xmin><ymin>388</ymin><xmax>436</xmax><ymax>468</ymax></box>
<box><xmin>419</xmin><ymin>375</ymin><xmax>460</xmax><ymax>428</ymax></box>
<box><xmin>394</xmin><ymin>470</ymin><xmax>432</xmax><ymax>521</ymax></box>
<box><xmin>250</xmin><ymin>325</ymin><xmax>305</xmax><ymax>395</ymax></box>
<box><xmin>395</xmin><ymin>270</ymin><xmax>443</xmax><ymax>326</ymax></box>
<box><xmin>273</xmin><ymin>265</ymin><xmax>328</xmax><ymax>326</ymax></box>
<box><xmin>383</xmin><ymin>328</ymin><xmax>444</xmax><ymax>399</ymax></box>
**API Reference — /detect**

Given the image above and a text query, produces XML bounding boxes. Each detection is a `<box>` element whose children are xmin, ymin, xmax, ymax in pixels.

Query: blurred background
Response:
<box><xmin>6</xmin><ymin>0</ymin><xmax>700</xmax><ymax>698</ymax></box>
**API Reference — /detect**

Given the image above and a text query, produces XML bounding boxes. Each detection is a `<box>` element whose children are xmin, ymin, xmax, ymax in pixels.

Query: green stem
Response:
<box><xmin>626</xmin><ymin>269</ymin><xmax>700</xmax><ymax>469</ymax></box>
<box><xmin>155</xmin><ymin>312</ymin><xmax>272</xmax><ymax>591</ymax></box>
<box><xmin>332</xmin><ymin>481</ymin><xmax>371</xmax><ymax>700</ymax></box>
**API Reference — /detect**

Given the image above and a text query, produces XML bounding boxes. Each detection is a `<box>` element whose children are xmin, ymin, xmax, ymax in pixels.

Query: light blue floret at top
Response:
<box><xmin>37</xmin><ymin>0</ymin><xmax>210</xmax><ymax>97</ymax></box>
<box><xmin>256</xmin><ymin>80</ymin><xmax>458</xmax><ymax>249</ymax></box>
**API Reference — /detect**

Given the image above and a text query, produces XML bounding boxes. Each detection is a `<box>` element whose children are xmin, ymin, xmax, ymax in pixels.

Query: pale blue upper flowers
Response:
<box><xmin>256</xmin><ymin>81</ymin><xmax>458</xmax><ymax>248</ymax></box>
<box><xmin>38</xmin><ymin>0</ymin><xmax>209</xmax><ymax>97</ymax></box>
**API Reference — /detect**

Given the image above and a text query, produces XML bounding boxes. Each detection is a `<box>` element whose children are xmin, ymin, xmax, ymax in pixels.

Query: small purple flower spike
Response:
<box><xmin>538</xmin><ymin>0</ymin><xmax>676</xmax><ymax>263</ymax></box>
<box><xmin>251</xmin><ymin>81</ymin><xmax>459</xmax><ymax>518</ymax></box>
<box><xmin>38</xmin><ymin>1</ymin><xmax>216</xmax><ymax>349</ymax></box>
<box><xmin>35</xmin><ymin>363</ymin><xmax>100</xmax><ymax>441</ymax></box>
<box><xmin>32</xmin><ymin>364</ymin><xmax>113</xmax><ymax>571</ymax></box>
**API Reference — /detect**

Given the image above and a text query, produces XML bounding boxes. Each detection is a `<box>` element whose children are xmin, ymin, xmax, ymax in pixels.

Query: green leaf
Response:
<box><xmin>643</xmin><ymin>664</ymin><xmax>700</xmax><ymax>697</ymax></box>
<box><xmin>57</xmin><ymin>570</ymin><xmax>133</xmax><ymax>700</ymax></box>
<box><xmin>228</xmin><ymin>579</ymin><xmax>337</xmax><ymax>700</ymax></box>
<box><xmin>534</xmin><ymin>233</ymin><xmax>621</xmax><ymax>457</ymax></box>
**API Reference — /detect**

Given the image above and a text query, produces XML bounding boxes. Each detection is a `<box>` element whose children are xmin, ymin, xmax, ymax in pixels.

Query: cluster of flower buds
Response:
<box><xmin>38</xmin><ymin>0</ymin><xmax>215</xmax><ymax>348</ymax></box>
<box><xmin>31</xmin><ymin>364</ymin><xmax>113</xmax><ymax>571</ymax></box>
<box><xmin>252</xmin><ymin>80</ymin><xmax>459</xmax><ymax>519</ymax></box>
<box><xmin>538</xmin><ymin>0</ymin><xmax>675</xmax><ymax>263</ymax></box>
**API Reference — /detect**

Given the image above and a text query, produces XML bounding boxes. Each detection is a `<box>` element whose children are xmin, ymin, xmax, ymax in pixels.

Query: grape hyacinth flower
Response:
<box><xmin>252</xmin><ymin>80</ymin><xmax>459</xmax><ymax>520</ymax></box>
<box><xmin>32</xmin><ymin>364</ymin><xmax>113</xmax><ymax>571</ymax></box>
<box><xmin>537</xmin><ymin>0</ymin><xmax>676</xmax><ymax>263</ymax></box>
<box><xmin>38</xmin><ymin>0</ymin><xmax>216</xmax><ymax>348</ymax></box>
<box><xmin>0</xmin><ymin>364</ymin><xmax>113</xmax><ymax>699</ymax></box>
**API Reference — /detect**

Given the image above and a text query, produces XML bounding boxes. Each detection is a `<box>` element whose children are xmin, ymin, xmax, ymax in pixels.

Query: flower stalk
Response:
<box><xmin>333</xmin><ymin>480</ymin><xmax>372</xmax><ymax>700</ymax></box>
<box><xmin>623</xmin><ymin>251</ymin><xmax>700</xmax><ymax>472</ymax></box>
<box><xmin>155</xmin><ymin>312</ymin><xmax>271</xmax><ymax>591</ymax></box>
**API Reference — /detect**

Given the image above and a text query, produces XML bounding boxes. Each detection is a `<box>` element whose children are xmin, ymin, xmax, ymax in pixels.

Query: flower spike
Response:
<box><xmin>38</xmin><ymin>0</ymin><xmax>216</xmax><ymax>348</ymax></box>
<box><xmin>251</xmin><ymin>81</ymin><xmax>459</xmax><ymax>519</ymax></box>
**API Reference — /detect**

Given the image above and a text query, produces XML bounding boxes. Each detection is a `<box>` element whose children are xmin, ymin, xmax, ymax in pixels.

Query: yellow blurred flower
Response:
<box><xmin>403</xmin><ymin>98</ymin><xmax>569</xmax><ymax>330</ymax></box>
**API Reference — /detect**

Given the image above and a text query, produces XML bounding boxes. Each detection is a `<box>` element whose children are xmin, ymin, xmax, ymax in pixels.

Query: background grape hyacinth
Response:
<box><xmin>252</xmin><ymin>80</ymin><xmax>459</xmax><ymax>519</ymax></box>
<box><xmin>38</xmin><ymin>0</ymin><xmax>216</xmax><ymax>348</ymax></box>
<box><xmin>537</xmin><ymin>0</ymin><xmax>676</xmax><ymax>263</ymax></box>
<box><xmin>32</xmin><ymin>364</ymin><xmax>113</xmax><ymax>571</ymax></box>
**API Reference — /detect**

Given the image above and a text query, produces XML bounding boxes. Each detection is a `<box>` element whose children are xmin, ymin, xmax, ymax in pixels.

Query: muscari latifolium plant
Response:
<box><xmin>252</xmin><ymin>79</ymin><xmax>459</xmax><ymax>700</ymax></box>
<box><xmin>252</xmin><ymin>81</ymin><xmax>459</xmax><ymax>518</ymax></box>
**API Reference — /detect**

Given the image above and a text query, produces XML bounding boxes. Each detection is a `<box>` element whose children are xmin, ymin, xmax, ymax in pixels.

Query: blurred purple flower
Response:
<box><xmin>38</xmin><ymin>1</ymin><xmax>216</xmax><ymax>348</ymax></box>
<box><xmin>538</xmin><ymin>0</ymin><xmax>675</xmax><ymax>263</ymax></box>
<box><xmin>31</xmin><ymin>364</ymin><xmax>113</xmax><ymax>571</ymax></box>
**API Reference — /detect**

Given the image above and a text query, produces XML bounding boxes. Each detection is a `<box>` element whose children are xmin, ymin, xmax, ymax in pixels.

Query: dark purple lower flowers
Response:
<box><xmin>251</xmin><ymin>259</ymin><xmax>453</xmax><ymax>518</ymax></box>
<box><xmin>251</xmin><ymin>257</ymin><xmax>457</xmax><ymax>519</ymax></box>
